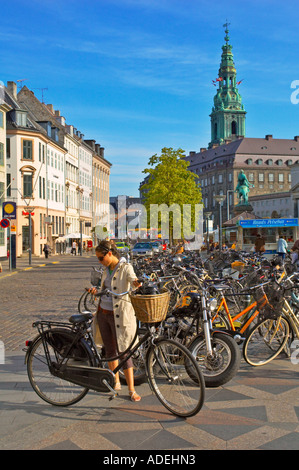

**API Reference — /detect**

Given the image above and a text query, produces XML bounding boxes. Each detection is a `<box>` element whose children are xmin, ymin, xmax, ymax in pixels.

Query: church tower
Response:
<box><xmin>209</xmin><ymin>23</ymin><xmax>246</xmax><ymax>148</ymax></box>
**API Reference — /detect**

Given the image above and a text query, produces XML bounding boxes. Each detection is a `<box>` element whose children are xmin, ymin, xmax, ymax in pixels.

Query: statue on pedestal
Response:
<box><xmin>235</xmin><ymin>170</ymin><xmax>254</xmax><ymax>205</ymax></box>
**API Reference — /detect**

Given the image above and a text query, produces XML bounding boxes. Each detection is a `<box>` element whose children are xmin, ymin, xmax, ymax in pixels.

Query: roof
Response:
<box><xmin>186</xmin><ymin>136</ymin><xmax>299</xmax><ymax>168</ymax></box>
<box><xmin>223</xmin><ymin>210</ymin><xmax>262</xmax><ymax>227</ymax></box>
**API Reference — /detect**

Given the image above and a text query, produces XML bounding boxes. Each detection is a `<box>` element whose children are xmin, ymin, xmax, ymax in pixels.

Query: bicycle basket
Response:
<box><xmin>90</xmin><ymin>267</ymin><xmax>102</xmax><ymax>287</ymax></box>
<box><xmin>256</xmin><ymin>284</ymin><xmax>284</xmax><ymax>320</ymax></box>
<box><xmin>129</xmin><ymin>288</ymin><xmax>170</xmax><ymax>323</ymax></box>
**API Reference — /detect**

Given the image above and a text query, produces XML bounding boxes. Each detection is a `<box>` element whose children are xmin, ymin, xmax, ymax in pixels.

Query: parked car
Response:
<box><xmin>150</xmin><ymin>241</ymin><xmax>163</xmax><ymax>253</ymax></box>
<box><xmin>131</xmin><ymin>242</ymin><xmax>154</xmax><ymax>257</ymax></box>
<box><xmin>115</xmin><ymin>241</ymin><xmax>130</xmax><ymax>253</ymax></box>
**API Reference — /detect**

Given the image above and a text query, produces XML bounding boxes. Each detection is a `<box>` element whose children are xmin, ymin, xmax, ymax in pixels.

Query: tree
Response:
<box><xmin>141</xmin><ymin>147</ymin><xmax>202</xmax><ymax>245</ymax></box>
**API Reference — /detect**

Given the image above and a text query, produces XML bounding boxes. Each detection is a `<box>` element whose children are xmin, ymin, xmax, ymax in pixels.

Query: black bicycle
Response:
<box><xmin>25</xmin><ymin>288</ymin><xmax>205</xmax><ymax>418</ymax></box>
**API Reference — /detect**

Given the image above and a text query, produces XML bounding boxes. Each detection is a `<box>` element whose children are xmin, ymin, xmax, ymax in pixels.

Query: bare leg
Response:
<box><xmin>123</xmin><ymin>367</ymin><xmax>141</xmax><ymax>401</ymax></box>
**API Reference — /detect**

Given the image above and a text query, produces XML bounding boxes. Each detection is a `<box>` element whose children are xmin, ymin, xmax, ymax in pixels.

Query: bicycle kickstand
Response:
<box><xmin>103</xmin><ymin>379</ymin><xmax>119</xmax><ymax>401</ymax></box>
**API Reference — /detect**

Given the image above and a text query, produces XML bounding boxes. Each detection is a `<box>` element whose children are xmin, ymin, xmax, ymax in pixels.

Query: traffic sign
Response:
<box><xmin>2</xmin><ymin>202</ymin><xmax>16</xmax><ymax>219</ymax></box>
<box><xmin>0</xmin><ymin>218</ymin><xmax>10</xmax><ymax>228</ymax></box>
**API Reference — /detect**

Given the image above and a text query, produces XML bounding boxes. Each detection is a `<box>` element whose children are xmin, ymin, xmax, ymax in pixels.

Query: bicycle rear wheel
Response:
<box><xmin>146</xmin><ymin>338</ymin><xmax>205</xmax><ymax>417</ymax></box>
<box><xmin>27</xmin><ymin>333</ymin><xmax>93</xmax><ymax>406</ymax></box>
<box><xmin>243</xmin><ymin>316</ymin><xmax>290</xmax><ymax>366</ymax></box>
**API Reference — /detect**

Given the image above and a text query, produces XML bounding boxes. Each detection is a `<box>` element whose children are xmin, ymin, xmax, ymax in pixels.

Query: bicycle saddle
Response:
<box><xmin>69</xmin><ymin>313</ymin><xmax>93</xmax><ymax>324</ymax></box>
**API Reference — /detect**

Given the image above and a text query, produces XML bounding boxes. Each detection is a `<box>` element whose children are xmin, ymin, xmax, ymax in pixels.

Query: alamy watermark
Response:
<box><xmin>290</xmin><ymin>80</ymin><xmax>299</xmax><ymax>104</ymax></box>
<box><xmin>94</xmin><ymin>196</ymin><xmax>204</xmax><ymax>248</ymax></box>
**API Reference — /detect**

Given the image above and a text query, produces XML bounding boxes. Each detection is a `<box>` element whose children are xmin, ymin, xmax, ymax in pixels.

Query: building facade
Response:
<box><xmin>0</xmin><ymin>85</ymin><xmax>11</xmax><ymax>260</ymax></box>
<box><xmin>185</xmin><ymin>27</ymin><xmax>299</xmax><ymax>229</ymax></box>
<box><xmin>2</xmin><ymin>81</ymin><xmax>112</xmax><ymax>257</ymax></box>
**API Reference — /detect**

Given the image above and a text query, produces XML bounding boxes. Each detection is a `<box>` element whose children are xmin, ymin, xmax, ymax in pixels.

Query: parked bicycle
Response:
<box><xmin>25</xmin><ymin>288</ymin><xmax>205</xmax><ymax>418</ymax></box>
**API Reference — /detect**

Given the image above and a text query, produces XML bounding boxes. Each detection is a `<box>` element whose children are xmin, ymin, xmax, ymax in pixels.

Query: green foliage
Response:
<box><xmin>141</xmin><ymin>147</ymin><xmax>201</xmax><ymax>206</ymax></box>
<box><xmin>141</xmin><ymin>148</ymin><xmax>202</xmax><ymax>242</ymax></box>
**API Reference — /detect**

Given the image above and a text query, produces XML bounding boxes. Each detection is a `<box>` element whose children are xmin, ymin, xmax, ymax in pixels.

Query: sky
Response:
<box><xmin>1</xmin><ymin>0</ymin><xmax>299</xmax><ymax>197</ymax></box>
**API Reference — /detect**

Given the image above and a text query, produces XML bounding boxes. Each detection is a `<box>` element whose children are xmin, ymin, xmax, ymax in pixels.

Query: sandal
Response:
<box><xmin>129</xmin><ymin>391</ymin><xmax>141</xmax><ymax>402</ymax></box>
<box><xmin>114</xmin><ymin>382</ymin><xmax>121</xmax><ymax>391</ymax></box>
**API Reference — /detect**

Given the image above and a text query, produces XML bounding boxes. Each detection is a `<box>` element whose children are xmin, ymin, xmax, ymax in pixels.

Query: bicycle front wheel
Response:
<box><xmin>243</xmin><ymin>316</ymin><xmax>290</xmax><ymax>366</ymax></box>
<box><xmin>27</xmin><ymin>333</ymin><xmax>92</xmax><ymax>406</ymax></box>
<box><xmin>146</xmin><ymin>338</ymin><xmax>205</xmax><ymax>417</ymax></box>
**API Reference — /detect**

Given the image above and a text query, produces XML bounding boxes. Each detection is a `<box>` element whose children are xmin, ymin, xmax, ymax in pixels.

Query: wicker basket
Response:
<box><xmin>130</xmin><ymin>288</ymin><xmax>170</xmax><ymax>323</ymax></box>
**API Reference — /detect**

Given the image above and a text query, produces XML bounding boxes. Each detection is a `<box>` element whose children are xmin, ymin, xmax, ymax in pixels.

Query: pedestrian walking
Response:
<box><xmin>43</xmin><ymin>243</ymin><xmax>50</xmax><ymax>259</ymax></box>
<box><xmin>277</xmin><ymin>236</ymin><xmax>288</xmax><ymax>260</ymax></box>
<box><xmin>90</xmin><ymin>240</ymin><xmax>142</xmax><ymax>402</ymax></box>
<box><xmin>72</xmin><ymin>240</ymin><xmax>77</xmax><ymax>255</ymax></box>
<box><xmin>254</xmin><ymin>234</ymin><xmax>265</xmax><ymax>254</ymax></box>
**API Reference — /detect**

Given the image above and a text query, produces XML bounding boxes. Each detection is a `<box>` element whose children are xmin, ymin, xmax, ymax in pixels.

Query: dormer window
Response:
<box><xmin>267</xmin><ymin>159</ymin><xmax>273</xmax><ymax>165</ymax></box>
<box><xmin>287</xmin><ymin>159</ymin><xmax>293</xmax><ymax>166</ymax></box>
<box><xmin>276</xmin><ymin>159</ymin><xmax>283</xmax><ymax>166</ymax></box>
<box><xmin>246</xmin><ymin>158</ymin><xmax>253</xmax><ymax>165</ymax></box>
<box><xmin>256</xmin><ymin>159</ymin><xmax>263</xmax><ymax>165</ymax></box>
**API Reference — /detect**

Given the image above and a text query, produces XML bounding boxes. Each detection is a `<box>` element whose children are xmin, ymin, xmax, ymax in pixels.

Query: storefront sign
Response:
<box><xmin>239</xmin><ymin>218</ymin><xmax>299</xmax><ymax>228</ymax></box>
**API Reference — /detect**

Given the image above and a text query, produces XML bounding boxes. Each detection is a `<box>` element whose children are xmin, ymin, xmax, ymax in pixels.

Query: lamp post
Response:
<box><xmin>226</xmin><ymin>189</ymin><xmax>234</xmax><ymax>221</ymax></box>
<box><xmin>205</xmin><ymin>211</ymin><xmax>212</xmax><ymax>252</ymax></box>
<box><xmin>214</xmin><ymin>195</ymin><xmax>226</xmax><ymax>250</ymax></box>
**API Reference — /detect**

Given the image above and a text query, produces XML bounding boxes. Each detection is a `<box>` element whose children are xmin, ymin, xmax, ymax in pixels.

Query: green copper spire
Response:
<box><xmin>208</xmin><ymin>23</ymin><xmax>246</xmax><ymax>148</ymax></box>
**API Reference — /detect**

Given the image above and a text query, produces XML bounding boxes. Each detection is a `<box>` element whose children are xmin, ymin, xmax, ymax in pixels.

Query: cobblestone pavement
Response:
<box><xmin>0</xmin><ymin>254</ymin><xmax>95</xmax><ymax>350</ymax></box>
<box><xmin>1</xmin><ymin>255</ymin><xmax>299</xmax><ymax>451</ymax></box>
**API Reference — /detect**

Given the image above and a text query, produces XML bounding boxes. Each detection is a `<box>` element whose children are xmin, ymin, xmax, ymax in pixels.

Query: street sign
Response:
<box><xmin>239</xmin><ymin>218</ymin><xmax>299</xmax><ymax>228</ymax></box>
<box><xmin>2</xmin><ymin>202</ymin><xmax>16</xmax><ymax>219</ymax></box>
<box><xmin>0</xmin><ymin>218</ymin><xmax>10</xmax><ymax>228</ymax></box>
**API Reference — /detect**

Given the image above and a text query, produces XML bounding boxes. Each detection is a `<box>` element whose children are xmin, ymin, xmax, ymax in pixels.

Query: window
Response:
<box><xmin>23</xmin><ymin>174</ymin><xmax>33</xmax><ymax>197</ymax></box>
<box><xmin>256</xmin><ymin>159</ymin><xmax>263</xmax><ymax>165</ymax></box>
<box><xmin>0</xmin><ymin>111</ymin><xmax>3</xmax><ymax>128</ymax></box>
<box><xmin>0</xmin><ymin>143</ymin><xmax>4</xmax><ymax>165</ymax></box>
<box><xmin>22</xmin><ymin>140</ymin><xmax>33</xmax><ymax>160</ymax></box>
<box><xmin>218</xmin><ymin>174</ymin><xmax>223</xmax><ymax>183</ymax></box>
<box><xmin>268</xmin><ymin>173</ymin><xmax>274</xmax><ymax>182</ymax></box>
<box><xmin>6</xmin><ymin>138</ymin><xmax>10</xmax><ymax>158</ymax></box>
<box><xmin>16</xmin><ymin>111</ymin><xmax>27</xmax><ymax>127</ymax></box>
<box><xmin>258</xmin><ymin>173</ymin><xmax>264</xmax><ymax>182</ymax></box>
<box><xmin>277</xmin><ymin>159</ymin><xmax>283</xmax><ymax>166</ymax></box>
<box><xmin>247</xmin><ymin>158</ymin><xmax>253</xmax><ymax>165</ymax></box>
<box><xmin>278</xmin><ymin>173</ymin><xmax>284</xmax><ymax>183</ymax></box>
<box><xmin>231</xmin><ymin>121</ymin><xmax>237</xmax><ymax>135</ymax></box>
<box><xmin>248</xmin><ymin>173</ymin><xmax>254</xmax><ymax>182</ymax></box>
<box><xmin>267</xmin><ymin>159</ymin><xmax>273</xmax><ymax>165</ymax></box>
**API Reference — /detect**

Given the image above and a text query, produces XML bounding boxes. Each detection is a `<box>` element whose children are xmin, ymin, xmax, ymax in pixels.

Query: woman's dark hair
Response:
<box><xmin>95</xmin><ymin>240</ymin><xmax>120</xmax><ymax>259</ymax></box>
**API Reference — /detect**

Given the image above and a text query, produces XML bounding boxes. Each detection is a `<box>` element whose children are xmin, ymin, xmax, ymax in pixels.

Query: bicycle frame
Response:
<box><xmin>212</xmin><ymin>290</ymin><xmax>268</xmax><ymax>335</ymax></box>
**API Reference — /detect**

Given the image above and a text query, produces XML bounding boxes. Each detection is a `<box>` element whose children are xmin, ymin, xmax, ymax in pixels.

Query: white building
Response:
<box><xmin>0</xmin><ymin>83</ymin><xmax>11</xmax><ymax>260</ymax></box>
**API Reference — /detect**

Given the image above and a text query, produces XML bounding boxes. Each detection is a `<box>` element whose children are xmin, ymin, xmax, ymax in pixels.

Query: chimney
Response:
<box><xmin>200</xmin><ymin>148</ymin><xmax>206</xmax><ymax>153</ymax></box>
<box><xmin>100</xmin><ymin>147</ymin><xmax>105</xmax><ymax>158</ymax></box>
<box><xmin>55</xmin><ymin>110</ymin><xmax>61</xmax><ymax>117</ymax></box>
<box><xmin>84</xmin><ymin>139</ymin><xmax>96</xmax><ymax>151</ymax></box>
<box><xmin>265</xmin><ymin>134</ymin><xmax>273</xmax><ymax>140</ymax></box>
<box><xmin>66</xmin><ymin>124</ymin><xmax>73</xmax><ymax>137</ymax></box>
<box><xmin>95</xmin><ymin>144</ymin><xmax>101</xmax><ymax>155</ymax></box>
<box><xmin>294</xmin><ymin>136</ymin><xmax>299</xmax><ymax>142</ymax></box>
<box><xmin>46</xmin><ymin>104</ymin><xmax>54</xmax><ymax>113</ymax></box>
<box><xmin>7</xmin><ymin>81</ymin><xmax>17</xmax><ymax>100</ymax></box>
